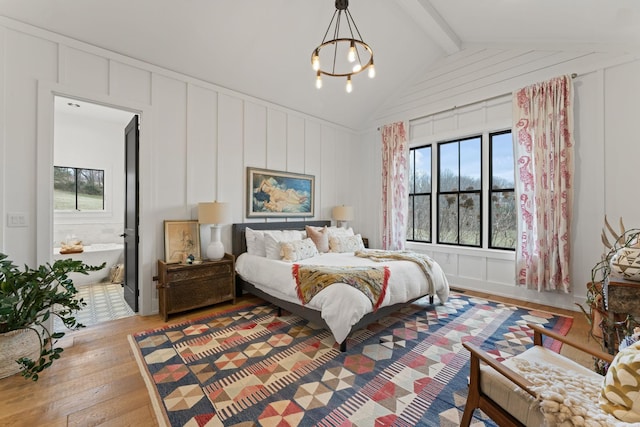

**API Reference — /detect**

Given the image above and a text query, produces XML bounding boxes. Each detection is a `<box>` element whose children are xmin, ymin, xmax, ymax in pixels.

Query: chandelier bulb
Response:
<box><xmin>346</xmin><ymin>76</ymin><xmax>353</xmax><ymax>93</ymax></box>
<box><xmin>352</xmin><ymin>63</ymin><xmax>362</xmax><ymax>73</ymax></box>
<box><xmin>368</xmin><ymin>63</ymin><xmax>376</xmax><ymax>78</ymax></box>
<box><xmin>316</xmin><ymin>72</ymin><xmax>322</xmax><ymax>89</ymax></box>
<box><xmin>348</xmin><ymin>41</ymin><xmax>356</xmax><ymax>63</ymax></box>
<box><xmin>312</xmin><ymin>50</ymin><xmax>320</xmax><ymax>71</ymax></box>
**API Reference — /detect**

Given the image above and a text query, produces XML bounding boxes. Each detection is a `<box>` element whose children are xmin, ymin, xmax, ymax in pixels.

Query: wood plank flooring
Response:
<box><xmin>0</xmin><ymin>290</ymin><xmax>600</xmax><ymax>427</ymax></box>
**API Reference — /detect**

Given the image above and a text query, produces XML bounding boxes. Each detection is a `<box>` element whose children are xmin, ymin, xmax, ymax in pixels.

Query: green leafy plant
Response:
<box><xmin>0</xmin><ymin>253</ymin><xmax>104</xmax><ymax>380</ymax></box>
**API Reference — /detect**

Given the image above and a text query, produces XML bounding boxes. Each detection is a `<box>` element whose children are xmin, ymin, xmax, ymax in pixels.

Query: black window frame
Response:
<box><xmin>53</xmin><ymin>165</ymin><xmax>105</xmax><ymax>211</ymax></box>
<box><xmin>488</xmin><ymin>130</ymin><xmax>516</xmax><ymax>250</ymax></box>
<box><xmin>436</xmin><ymin>136</ymin><xmax>483</xmax><ymax>248</ymax></box>
<box><xmin>407</xmin><ymin>144</ymin><xmax>432</xmax><ymax>243</ymax></box>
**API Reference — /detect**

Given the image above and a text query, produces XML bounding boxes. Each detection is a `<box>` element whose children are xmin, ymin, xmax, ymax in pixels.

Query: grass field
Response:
<box><xmin>54</xmin><ymin>189</ymin><xmax>103</xmax><ymax>210</ymax></box>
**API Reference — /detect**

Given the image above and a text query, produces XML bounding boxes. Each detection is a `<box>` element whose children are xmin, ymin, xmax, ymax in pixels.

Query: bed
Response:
<box><xmin>232</xmin><ymin>221</ymin><xmax>450</xmax><ymax>351</ymax></box>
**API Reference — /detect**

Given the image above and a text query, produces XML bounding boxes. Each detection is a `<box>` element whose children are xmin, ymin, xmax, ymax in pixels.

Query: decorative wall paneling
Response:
<box><xmin>0</xmin><ymin>17</ymin><xmax>358</xmax><ymax>317</ymax></box>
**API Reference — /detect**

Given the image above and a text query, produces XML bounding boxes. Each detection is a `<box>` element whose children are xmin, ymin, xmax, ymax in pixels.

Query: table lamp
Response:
<box><xmin>198</xmin><ymin>201</ymin><xmax>231</xmax><ymax>260</ymax></box>
<box><xmin>332</xmin><ymin>205</ymin><xmax>354</xmax><ymax>229</ymax></box>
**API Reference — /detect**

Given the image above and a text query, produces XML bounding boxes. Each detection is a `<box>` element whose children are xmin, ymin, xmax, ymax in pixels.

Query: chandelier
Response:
<box><xmin>311</xmin><ymin>0</ymin><xmax>375</xmax><ymax>93</ymax></box>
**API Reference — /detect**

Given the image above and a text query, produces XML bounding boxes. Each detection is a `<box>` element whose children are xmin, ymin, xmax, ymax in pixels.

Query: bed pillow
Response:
<box><xmin>281</xmin><ymin>238</ymin><xmax>319</xmax><ymax>262</ymax></box>
<box><xmin>263</xmin><ymin>230</ymin><xmax>306</xmax><ymax>259</ymax></box>
<box><xmin>306</xmin><ymin>225</ymin><xmax>329</xmax><ymax>253</ymax></box>
<box><xmin>599</xmin><ymin>340</ymin><xmax>640</xmax><ymax>422</ymax></box>
<box><xmin>329</xmin><ymin>234</ymin><xmax>365</xmax><ymax>253</ymax></box>
<box><xmin>245</xmin><ymin>227</ymin><xmax>266</xmax><ymax>257</ymax></box>
<box><xmin>327</xmin><ymin>226</ymin><xmax>354</xmax><ymax>239</ymax></box>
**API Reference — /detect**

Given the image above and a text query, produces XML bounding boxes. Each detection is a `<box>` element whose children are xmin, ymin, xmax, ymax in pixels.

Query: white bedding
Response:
<box><xmin>235</xmin><ymin>251</ymin><xmax>450</xmax><ymax>344</ymax></box>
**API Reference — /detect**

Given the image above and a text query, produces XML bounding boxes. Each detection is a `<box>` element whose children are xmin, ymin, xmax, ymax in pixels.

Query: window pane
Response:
<box><xmin>407</xmin><ymin>195</ymin><xmax>414</xmax><ymax>240</ymax></box>
<box><xmin>54</xmin><ymin>166</ymin><xmax>76</xmax><ymax>210</ymax></box>
<box><xmin>491</xmin><ymin>191</ymin><xmax>516</xmax><ymax>249</ymax></box>
<box><xmin>460</xmin><ymin>193</ymin><xmax>480</xmax><ymax>246</ymax></box>
<box><xmin>460</xmin><ymin>137</ymin><xmax>481</xmax><ymax>191</ymax></box>
<box><xmin>438</xmin><ymin>194</ymin><xmax>458</xmax><ymax>243</ymax></box>
<box><xmin>439</xmin><ymin>142</ymin><xmax>458</xmax><ymax>192</ymax></box>
<box><xmin>414</xmin><ymin>195</ymin><xmax>430</xmax><ymax>241</ymax></box>
<box><xmin>409</xmin><ymin>150</ymin><xmax>415</xmax><ymax>194</ymax></box>
<box><xmin>414</xmin><ymin>146</ymin><xmax>431</xmax><ymax>193</ymax></box>
<box><xmin>491</xmin><ymin>132</ymin><xmax>514</xmax><ymax>189</ymax></box>
<box><xmin>77</xmin><ymin>168</ymin><xmax>104</xmax><ymax>210</ymax></box>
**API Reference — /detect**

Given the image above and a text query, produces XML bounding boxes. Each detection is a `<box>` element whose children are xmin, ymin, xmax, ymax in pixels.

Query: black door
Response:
<box><xmin>123</xmin><ymin>115</ymin><xmax>139</xmax><ymax>312</ymax></box>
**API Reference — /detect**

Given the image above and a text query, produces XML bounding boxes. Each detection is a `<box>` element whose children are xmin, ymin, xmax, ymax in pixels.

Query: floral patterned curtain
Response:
<box><xmin>381</xmin><ymin>122</ymin><xmax>408</xmax><ymax>250</ymax></box>
<box><xmin>513</xmin><ymin>75</ymin><xmax>574</xmax><ymax>292</ymax></box>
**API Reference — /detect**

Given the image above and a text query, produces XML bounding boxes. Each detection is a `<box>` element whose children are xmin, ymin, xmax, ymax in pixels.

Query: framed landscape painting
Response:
<box><xmin>164</xmin><ymin>220</ymin><xmax>201</xmax><ymax>263</ymax></box>
<box><xmin>247</xmin><ymin>167</ymin><xmax>315</xmax><ymax>218</ymax></box>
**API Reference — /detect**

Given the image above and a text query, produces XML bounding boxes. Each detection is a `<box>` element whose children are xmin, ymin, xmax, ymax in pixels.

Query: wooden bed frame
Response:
<box><xmin>231</xmin><ymin>220</ymin><xmax>433</xmax><ymax>351</ymax></box>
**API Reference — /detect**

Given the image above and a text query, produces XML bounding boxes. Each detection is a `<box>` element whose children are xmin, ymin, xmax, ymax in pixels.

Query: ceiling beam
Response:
<box><xmin>398</xmin><ymin>0</ymin><xmax>461</xmax><ymax>55</ymax></box>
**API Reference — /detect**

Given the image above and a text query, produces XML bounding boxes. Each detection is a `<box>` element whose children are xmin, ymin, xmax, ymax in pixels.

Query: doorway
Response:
<box><xmin>52</xmin><ymin>96</ymin><xmax>139</xmax><ymax>328</ymax></box>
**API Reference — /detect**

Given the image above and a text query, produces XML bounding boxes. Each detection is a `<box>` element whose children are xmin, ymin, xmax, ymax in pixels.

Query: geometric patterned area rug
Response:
<box><xmin>128</xmin><ymin>293</ymin><xmax>572</xmax><ymax>427</ymax></box>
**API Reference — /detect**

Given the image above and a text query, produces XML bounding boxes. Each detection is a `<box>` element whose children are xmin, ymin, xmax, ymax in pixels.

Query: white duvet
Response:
<box><xmin>235</xmin><ymin>251</ymin><xmax>450</xmax><ymax>344</ymax></box>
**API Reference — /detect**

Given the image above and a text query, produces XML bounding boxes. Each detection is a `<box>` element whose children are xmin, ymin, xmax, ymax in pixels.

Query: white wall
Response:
<box><xmin>2</xmin><ymin>15</ymin><xmax>639</xmax><ymax>316</ymax></box>
<box><xmin>357</xmin><ymin>47</ymin><xmax>640</xmax><ymax>312</ymax></box>
<box><xmin>0</xmin><ymin>18</ymin><xmax>357</xmax><ymax>316</ymax></box>
<box><xmin>53</xmin><ymin>107</ymin><xmax>128</xmax><ymax>246</ymax></box>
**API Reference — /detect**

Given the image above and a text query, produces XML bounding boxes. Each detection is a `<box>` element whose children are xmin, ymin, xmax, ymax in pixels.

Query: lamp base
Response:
<box><xmin>337</xmin><ymin>220</ymin><xmax>349</xmax><ymax>229</ymax></box>
<box><xmin>207</xmin><ymin>225</ymin><xmax>225</xmax><ymax>261</ymax></box>
<box><xmin>206</xmin><ymin>241</ymin><xmax>224</xmax><ymax>261</ymax></box>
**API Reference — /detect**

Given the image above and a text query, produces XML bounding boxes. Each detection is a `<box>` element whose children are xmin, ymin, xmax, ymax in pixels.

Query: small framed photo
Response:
<box><xmin>247</xmin><ymin>167</ymin><xmax>315</xmax><ymax>218</ymax></box>
<box><xmin>163</xmin><ymin>220</ymin><xmax>201</xmax><ymax>263</ymax></box>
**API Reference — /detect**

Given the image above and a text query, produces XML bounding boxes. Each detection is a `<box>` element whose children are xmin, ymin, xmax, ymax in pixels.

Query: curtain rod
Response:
<box><xmin>377</xmin><ymin>73</ymin><xmax>578</xmax><ymax>131</ymax></box>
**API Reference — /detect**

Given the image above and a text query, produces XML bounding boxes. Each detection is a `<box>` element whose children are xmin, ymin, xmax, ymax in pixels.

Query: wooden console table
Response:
<box><xmin>156</xmin><ymin>254</ymin><xmax>235</xmax><ymax>321</ymax></box>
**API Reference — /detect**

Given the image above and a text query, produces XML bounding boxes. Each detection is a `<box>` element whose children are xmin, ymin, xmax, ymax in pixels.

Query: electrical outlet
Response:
<box><xmin>7</xmin><ymin>212</ymin><xmax>28</xmax><ymax>227</ymax></box>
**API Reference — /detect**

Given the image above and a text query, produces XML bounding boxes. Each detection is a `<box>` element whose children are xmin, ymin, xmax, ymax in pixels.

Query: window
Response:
<box><xmin>54</xmin><ymin>166</ymin><xmax>104</xmax><ymax>211</ymax></box>
<box><xmin>489</xmin><ymin>131</ymin><xmax>516</xmax><ymax>249</ymax></box>
<box><xmin>408</xmin><ymin>130</ymin><xmax>514</xmax><ymax>250</ymax></box>
<box><xmin>407</xmin><ymin>145</ymin><xmax>431</xmax><ymax>242</ymax></box>
<box><xmin>437</xmin><ymin>136</ymin><xmax>482</xmax><ymax>246</ymax></box>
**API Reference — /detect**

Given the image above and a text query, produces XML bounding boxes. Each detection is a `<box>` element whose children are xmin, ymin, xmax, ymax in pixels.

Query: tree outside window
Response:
<box><xmin>489</xmin><ymin>131</ymin><xmax>516</xmax><ymax>249</ymax></box>
<box><xmin>407</xmin><ymin>145</ymin><xmax>431</xmax><ymax>242</ymax></box>
<box><xmin>54</xmin><ymin>166</ymin><xmax>104</xmax><ymax>211</ymax></box>
<box><xmin>437</xmin><ymin>137</ymin><xmax>482</xmax><ymax>247</ymax></box>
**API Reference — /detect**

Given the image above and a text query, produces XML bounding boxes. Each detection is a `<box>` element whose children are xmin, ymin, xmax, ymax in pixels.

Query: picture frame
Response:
<box><xmin>247</xmin><ymin>167</ymin><xmax>315</xmax><ymax>218</ymax></box>
<box><xmin>163</xmin><ymin>220</ymin><xmax>201</xmax><ymax>263</ymax></box>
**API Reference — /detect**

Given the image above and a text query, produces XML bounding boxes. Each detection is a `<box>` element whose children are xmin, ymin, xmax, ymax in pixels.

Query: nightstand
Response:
<box><xmin>156</xmin><ymin>254</ymin><xmax>235</xmax><ymax>321</ymax></box>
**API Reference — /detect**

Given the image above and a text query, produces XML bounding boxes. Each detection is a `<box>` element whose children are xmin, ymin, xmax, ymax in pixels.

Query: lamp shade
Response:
<box><xmin>332</xmin><ymin>205</ymin><xmax>354</xmax><ymax>221</ymax></box>
<box><xmin>198</xmin><ymin>201</ymin><xmax>231</xmax><ymax>225</ymax></box>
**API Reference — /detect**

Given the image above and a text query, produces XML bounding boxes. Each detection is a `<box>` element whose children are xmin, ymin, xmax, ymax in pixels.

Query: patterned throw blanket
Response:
<box><xmin>354</xmin><ymin>249</ymin><xmax>436</xmax><ymax>296</ymax></box>
<box><xmin>292</xmin><ymin>264</ymin><xmax>390</xmax><ymax>310</ymax></box>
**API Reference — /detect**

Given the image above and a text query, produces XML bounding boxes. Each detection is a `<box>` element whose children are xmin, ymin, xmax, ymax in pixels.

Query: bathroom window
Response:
<box><xmin>54</xmin><ymin>166</ymin><xmax>104</xmax><ymax>211</ymax></box>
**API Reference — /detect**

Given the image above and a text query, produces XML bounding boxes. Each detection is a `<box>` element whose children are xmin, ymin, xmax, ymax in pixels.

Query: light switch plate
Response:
<box><xmin>7</xmin><ymin>212</ymin><xmax>28</xmax><ymax>227</ymax></box>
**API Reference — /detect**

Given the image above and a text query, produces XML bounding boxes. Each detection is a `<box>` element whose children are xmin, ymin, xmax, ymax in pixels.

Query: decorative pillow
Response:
<box><xmin>599</xmin><ymin>340</ymin><xmax>640</xmax><ymax>422</ymax></box>
<box><xmin>263</xmin><ymin>230</ymin><xmax>306</xmax><ymax>259</ymax></box>
<box><xmin>281</xmin><ymin>238</ymin><xmax>319</xmax><ymax>262</ymax></box>
<box><xmin>329</xmin><ymin>234</ymin><xmax>365</xmax><ymax>253</ymax></box>
<box><xmin>245</xmin><ymin>227</ymin><xmax>266</xmax><ymax>257</ymax></box>
<box><xmin>306</xmin><ymin>225</ymin><xmax>329</xmax><ymax>253</ymax></box>
<box><xmin>327</xmin><ymin>226</ymin><xmax>354</xmax><ymax>239</ymax></box>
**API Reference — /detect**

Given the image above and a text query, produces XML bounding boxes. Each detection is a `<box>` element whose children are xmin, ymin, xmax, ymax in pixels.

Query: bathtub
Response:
<box><xmin>53</xmin><ymin>243</ymin><xmax>124</xmax><ymax>286</ymax></box>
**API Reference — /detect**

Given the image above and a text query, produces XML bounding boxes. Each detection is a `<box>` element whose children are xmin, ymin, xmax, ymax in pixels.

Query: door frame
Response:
<box><xmin>36</xmin><ymin>81</ymin><xmax>155</xmax><ymax>316</ymax></box>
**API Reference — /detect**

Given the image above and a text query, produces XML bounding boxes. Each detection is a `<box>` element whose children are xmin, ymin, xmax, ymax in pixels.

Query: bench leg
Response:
<box><xmin>460</xmin><ymin>354</ymin><xmax>481</xmax><ymax>427</ymax></box>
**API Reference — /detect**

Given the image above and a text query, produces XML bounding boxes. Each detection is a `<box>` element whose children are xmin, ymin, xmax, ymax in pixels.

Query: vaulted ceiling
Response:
<box><xmin>1</xmin><ymin>1</ymin><xmax>639</xmax><ymax>130</ymax></box>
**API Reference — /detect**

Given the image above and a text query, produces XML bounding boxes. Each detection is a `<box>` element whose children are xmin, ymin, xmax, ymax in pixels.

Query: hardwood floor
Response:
<box><xmin>0</xmin><ymin>290</ymin><xmax>601</xmax><ymax>427</ymax></box>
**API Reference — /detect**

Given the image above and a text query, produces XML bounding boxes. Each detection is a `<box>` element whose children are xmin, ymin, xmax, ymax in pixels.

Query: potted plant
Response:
<box><xmin>0</xmin><ymin>252</ymin><xmax>104</xmax><ymax>381</ymax></box>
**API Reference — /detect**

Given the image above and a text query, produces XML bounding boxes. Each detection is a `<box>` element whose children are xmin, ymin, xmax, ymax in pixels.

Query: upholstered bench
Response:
<box><xmin>461</xmin><ymin>323</ymin><xmax>619</xmax><ymax>426</ymax></box>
